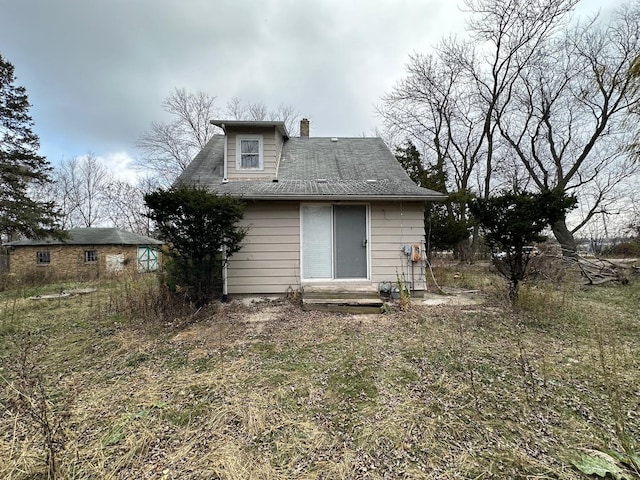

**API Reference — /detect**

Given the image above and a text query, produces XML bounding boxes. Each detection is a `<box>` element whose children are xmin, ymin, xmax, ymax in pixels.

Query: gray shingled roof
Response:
<box><xmin>3</xmin><ymin>228</ymin><xmax>163</xmax><ymax>247</ymax></box>
<box><xmin>177</xmin><ymin>134</ymin><xmax>446</xmax><ymax>201</ymax></box>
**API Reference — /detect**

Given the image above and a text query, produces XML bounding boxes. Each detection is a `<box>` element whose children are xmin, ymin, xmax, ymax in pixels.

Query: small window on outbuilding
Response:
<box><xmin>36</xmin><ymin>251</ymin><xmax>50</xmax><ymax>265</ymax></box>
<box><xmin>84</xmin><ymin>250</ymin><xmax>98</xmax><ymax>263</ymax></box>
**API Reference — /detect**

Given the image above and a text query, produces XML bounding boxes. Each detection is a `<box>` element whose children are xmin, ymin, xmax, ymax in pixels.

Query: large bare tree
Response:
<box><xmin>379</xmin><ymin>0</ymin><xmax>578</xmax><ymax>257</ymax></box>
<box><xmin>138</xmin><ymin>90</ymin><xmax>300</xmax><ymax>185</ymax></box>
<box><xmin>497</xmin><ymin>2</ymin><xmax>640</xmax><ymax>254</ymax></box>
<box><xmin>380</xmin><ymin>0</ymin><xmax>640</xmax><ymax>255</ymax></box>
<box><xmin>226</xmin><ymin>97</ymin><xmax>300</xmax><ymax>135</ymax></box>
<box><xmin>380</xmin><ymin>51</ymin><xmax>482</xmax><ymax>196</ymax></box>
<box><xmin>53</xmin><ymin>154</ymin><xmax>110</xmax><ymax>228</ymax></box>
<box><xmin>458</xmin><ymin>0</ymin><xmax>579</xmax><ymax>198</ymax></box>
<box><xmin>137</xmin><ymin>88</ymin><xmax>219</xmax><ymax>186</ymax></box>
<box><xmin>381</xmin><ymin>0</ymin><xmax>578</xmax><ymax>196</ymax></box>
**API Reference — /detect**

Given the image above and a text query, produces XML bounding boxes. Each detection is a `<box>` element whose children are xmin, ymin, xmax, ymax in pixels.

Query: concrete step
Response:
<box><xmin>302</xmin><ymin>284</ymin><xmax>379</xmax><ymax>300</ymax></box>
<box><xmin>303</xmin><ymin>291</ymin><xmax>381</xmax><ymax>300</ymax></box>
<box><xmin>302</xmin><ymin>286</ymin><xmax>384</xmax><ymax>313</ymax></box>
<box><xmin>302</xmin><ymin>301</ymin><xmax>383</xmax><ymax>314</ymax></box>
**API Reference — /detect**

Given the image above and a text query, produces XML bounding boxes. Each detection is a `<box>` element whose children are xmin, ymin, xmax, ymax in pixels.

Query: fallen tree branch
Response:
<box><xmin>564</xmin><ymin>256</ymin><xmax>633</xmax><ymax>285</ymax></box>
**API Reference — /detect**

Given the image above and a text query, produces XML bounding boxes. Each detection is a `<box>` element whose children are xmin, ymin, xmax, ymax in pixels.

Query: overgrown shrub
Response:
<box><xmin>105</xmin><ymin>275</ymin><xmax>196</xmax><ymax>327</ymax></box>
<box><xmin>470</xmin><ymin>190</ymin><xmax>577</xmax><ymax>303</ymax></box>
<box><xmin>606</xmin><ymin>240</ymin><xmax>640</xmax><ymax>257</ymax></box>
<box><xmin>145</xmin><ymin>185</ymin><xmax>246</xmax><ymax>306</ymax></box>
<box><xmin>1</xmin><ymin>333</ymin><xmax>72</xmax><ymax>479</ymax></box>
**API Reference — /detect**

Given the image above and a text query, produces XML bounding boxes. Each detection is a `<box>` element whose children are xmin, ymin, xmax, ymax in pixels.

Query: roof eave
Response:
<box><xmin>220</xmin><ymin>194</ymin><xmax>448</xmax><ymax>202</ymax></box>
<box><xmin>210</xmin><ymin>119</ymin><xmax>289</xmax><ymax>139</ymax></box>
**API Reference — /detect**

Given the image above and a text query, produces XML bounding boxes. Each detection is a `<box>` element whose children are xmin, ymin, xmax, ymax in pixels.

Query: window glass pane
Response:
<box><xmin>302</xmin><ymin>205</ymin><xmax>332</xmax><ymax>278</ymax></box>
<box><xmin>238</xmin><ymin>137</ymin><xmax>261</xmax><ymax>169</ymax></box>
<box><xmin>241</xmin><ymin>139</ymin><xmax>259</xmax><ymax>154</ymax></box>
<box><xmin>37</xmin><ymin>251</ymin><xmax>50</xmax><ymax>264</ymax></box>
<box><xmin>241</xmin><ymin>154</ymin><xmax>259</xmax><ymax>169</ymax></box>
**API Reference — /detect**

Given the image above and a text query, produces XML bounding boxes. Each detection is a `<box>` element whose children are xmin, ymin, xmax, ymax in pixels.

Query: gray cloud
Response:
<box><xmin>0</xmin><ymin>0</ymin><xmax>621</xmax><ymax>165</ymax></box>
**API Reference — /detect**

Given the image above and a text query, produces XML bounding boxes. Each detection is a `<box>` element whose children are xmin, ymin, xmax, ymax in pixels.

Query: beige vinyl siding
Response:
<box><xmin>370</xmin><ymin>201</ymin><xmax>426</xmax><ymax>290</ymax></box>
<box><xmin>226</xmin><ymin>128</ymin><xmax>278</xmax><ymax>179</ymax></box>
<box><xmin>227</xmin><ymin>201</ymin><xmax>300</xmax><ymax>295</ymax></box>
<box><xmin>227</xmin><ymin>200</ymin><xmax>427</xmax><ymax>296</ymax></box>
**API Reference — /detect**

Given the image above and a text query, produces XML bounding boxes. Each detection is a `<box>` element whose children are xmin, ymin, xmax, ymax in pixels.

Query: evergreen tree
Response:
<box><xmin>470</xmin><ymin>190</ymin><xmax>577</xmax><ymax>303</ymax></box>
<box><xmin>0</xmin><ymin>53</ymin><xmax>59</xmax><ymax>241</ymax></box>
<box><xmin>144</xmin><ymin>185</ymin><xmax>246</xmax><ymax>306</ymax></box>
<box><xmin>395</xmin><ymin>141</ymin><xmax>472</xmax><ymax>259</ymax></box>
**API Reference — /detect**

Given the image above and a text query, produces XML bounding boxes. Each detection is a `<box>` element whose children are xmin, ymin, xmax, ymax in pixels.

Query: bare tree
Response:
<box><xmin>380</xmin><ymin>51</ymin><xmax>481</xmax><ymax>195</ymax></box>
<box><xmin>225</xmin><ymin>97</ymin><xmax>247</xmax><ymax>120</ymax></box>
<box><xmin>247</xmin><ymin>100</ymin><xmax>268</xmax><ymax>122</ymax></box>
<box><xmin>102</xmin><ymin>176</ymin><xmax>157</xmax><ymax>235</ymax></box>
<box><xmin>137</xmin><ymin>88</ymin><xmax>220</xmax><ymax>185</ymax></box>
<box><xmin>380</xmin><ymin>0</ymin><xmax>640</xmax><ymax>256</ymax></box>
<box><xmin>497</xmin><ymin>2</ymin><xmax>640</xmax><ymax>254</ymax></box>
<box><xmin>379</xmin><ymin>0</ymin><xmax>578</xmax><ymax>258</ymax></box>
<box><xmin>381</xmin><ymin>0</ymin><xmax>577</xmax><ymax>196</ymax></box>
<box><xmin>138</xmin><ymin>90</ymin><xmax>300</xmax><ymax>186</ymax></box>
<box><xmin>457</xmin><ymin>0</ymin><xmax>579</xmax><ymax>198</ymax></box>
<box><xmin>379</xmin><ymin>52</ymin><xmax>483</xmax><ymax>259</ymax></box>
<box><xmin>53</xmin><ymin>154</ymin><xmax>110</xmax><ymax>228</ymax></box>
<box><xmin>225</xmin><ymin>97</ymin><xmax>300</xmax><ymax>135</ymax></box>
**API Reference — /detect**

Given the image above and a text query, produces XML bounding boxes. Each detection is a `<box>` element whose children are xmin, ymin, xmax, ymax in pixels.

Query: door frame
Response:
<box><xmin>300</xmin><ymin>202</ymin><xmax>370</xmax><ymax>282</ymax></box>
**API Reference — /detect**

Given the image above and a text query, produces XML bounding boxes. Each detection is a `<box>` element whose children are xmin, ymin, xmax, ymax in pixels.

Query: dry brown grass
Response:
<box><xmin>1</xmin><ymin>271</ymin><xmax>639</xmax><ymax>478</ymax></box>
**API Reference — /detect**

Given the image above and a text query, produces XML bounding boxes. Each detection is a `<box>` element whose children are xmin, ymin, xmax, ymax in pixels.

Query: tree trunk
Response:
<box><xmin>470</xmin><ymin>224</ymin><xmax>481</xmax><ymax>263</ymax></box>
<box><xmin>551</xmin><ymin>217</ymin><xmax>577</xmax><ymax>257</ymax></box>
<box><xmin>508</xmin><ymin>278</ymin><xmax>519</xmax><ymax>305</ymax></box>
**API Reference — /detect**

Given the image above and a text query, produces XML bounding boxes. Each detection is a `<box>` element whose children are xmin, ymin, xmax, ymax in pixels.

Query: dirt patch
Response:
<box><xmin>171</xmin><ymin>300</ymin><xmax>293</xmax><ymax>353</ymax></box>
<box><xmin>420</xmin><ymin>287</ymin><xmax>484</xmax><ymax>306</ymax></box>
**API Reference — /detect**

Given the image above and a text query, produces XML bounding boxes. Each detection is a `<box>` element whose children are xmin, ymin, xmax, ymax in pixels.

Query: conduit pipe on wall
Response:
<box><xmin>222</xmin><ymin>123</ymin><xmax>228</xmax><ymax>182</ymax></box>
<box><xmin>222</xmin><ymin>243</ymin><xmax>228</xmax><ymax>303</ymax></box>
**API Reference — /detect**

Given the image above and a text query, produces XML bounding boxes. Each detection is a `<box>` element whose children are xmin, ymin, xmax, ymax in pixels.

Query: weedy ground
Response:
<box><xmin>0</xmin><ymin>267</ymin><xmax>639</xmax><ymax>479</ymax></box>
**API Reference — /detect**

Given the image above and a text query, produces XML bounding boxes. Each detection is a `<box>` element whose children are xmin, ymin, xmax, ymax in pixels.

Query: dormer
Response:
<box><xmin>211</xmin><ymin>120</ymin><xmax>289</xmax><ymax>182</ymax></box>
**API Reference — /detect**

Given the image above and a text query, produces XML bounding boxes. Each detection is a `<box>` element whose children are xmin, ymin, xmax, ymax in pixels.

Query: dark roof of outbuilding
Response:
<box><xmin>176</xmin><ymin>135</ymin><xmax>446</xmax><ymax>201</ymax></box>
<box><xmin>3</xmin><ymin>228</ymin><xmax>163</xmax><ymax>247</ymax></box>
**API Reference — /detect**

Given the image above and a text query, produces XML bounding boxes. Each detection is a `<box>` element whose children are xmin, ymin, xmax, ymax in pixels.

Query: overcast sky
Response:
<box><xmin>0</xmin><ymin>0</ymin><xmax>624</xmax><ymax>179</ymax></box>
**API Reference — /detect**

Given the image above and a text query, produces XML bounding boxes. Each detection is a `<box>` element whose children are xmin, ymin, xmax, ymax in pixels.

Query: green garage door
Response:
<box><xmin>137</xmin><ymin>247</ymin><xmax>159</xmax><ymax>272</ymax></box>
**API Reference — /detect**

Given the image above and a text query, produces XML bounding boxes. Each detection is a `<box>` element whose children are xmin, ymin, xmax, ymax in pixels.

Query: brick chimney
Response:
<box><xmin>300</xmin><ymin>118</ymin><xmax>309</xmax><ymax>137</ymax></box>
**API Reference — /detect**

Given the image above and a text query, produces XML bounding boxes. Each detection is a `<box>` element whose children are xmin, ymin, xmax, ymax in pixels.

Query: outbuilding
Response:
<box><xmin>3</xmin><ymin>228</ymin><xmax>162</xmax><ymax>281</ymax></box>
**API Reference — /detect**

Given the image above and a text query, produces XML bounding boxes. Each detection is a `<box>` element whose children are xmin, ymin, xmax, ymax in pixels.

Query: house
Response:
<box><xmin>177</xmin><ymin>118</ymin><xmax>446</xmax><ymax>303</ymax></box>
<box><xmin>2</xmin><ymin>228</ymin><xmax>163</xmax><ymax>281</ymax></box>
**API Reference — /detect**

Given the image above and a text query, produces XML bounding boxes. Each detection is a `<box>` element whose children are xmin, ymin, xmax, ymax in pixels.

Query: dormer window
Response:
<box><xmin>236</xmin><ymin>135</ymin><xmax>263</xmax><ymax>170</ymax></box>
